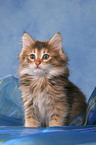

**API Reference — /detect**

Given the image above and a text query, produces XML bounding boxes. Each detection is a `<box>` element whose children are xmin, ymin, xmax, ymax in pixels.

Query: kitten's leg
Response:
<box><xmin>22</xmin><ymin>93</ymin><xmax>39</xmax><ymax>127</ymax></box>
<box><xmin>24</xmin><ymin>107</ymin><xmax>38</xmax><ymax>127</ymax></box>
<box><xmin>49</xmin><ymin>100</ymin><xmax>69</xmax><ymax>127</ymax></box>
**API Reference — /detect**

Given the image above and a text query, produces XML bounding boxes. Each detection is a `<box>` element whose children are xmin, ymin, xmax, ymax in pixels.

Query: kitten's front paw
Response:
<box><xmin>25</xmin><ymin>118</ymin><xmax>38</xmax><ymax>127</ymax></box>
<box><xmin>49</xmin><ymin>120</ymin><xmax>62</xmax><ymax>127</ymax></box>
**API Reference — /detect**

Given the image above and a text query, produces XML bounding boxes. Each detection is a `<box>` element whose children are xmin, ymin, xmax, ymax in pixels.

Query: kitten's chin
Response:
<box><xmin>33</xmin><ymin>67</ymin><xmax>45</xmax><ymax>75</ymax></box>
<box><xmin>34</xmin><ymin>68</ymin><xmax>42</xmax><ymax>73</ymax></box>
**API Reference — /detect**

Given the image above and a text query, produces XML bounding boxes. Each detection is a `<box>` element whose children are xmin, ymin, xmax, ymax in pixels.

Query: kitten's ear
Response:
<box><xmin>49</xmin><ymin>33</ymin><xmax>62</xmax><ymax>52</ymax></box>
<box><xmin>22</xmin><ymin>32</ymin><xmax>34</xmax><ymax>48</ymax></box>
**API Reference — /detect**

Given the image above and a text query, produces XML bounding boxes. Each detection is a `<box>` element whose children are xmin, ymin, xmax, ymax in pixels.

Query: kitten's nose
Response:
<box><xmin>35</xmin><ymin>60</ymin><xmax>41</xmax><ymax>67</ymax></box>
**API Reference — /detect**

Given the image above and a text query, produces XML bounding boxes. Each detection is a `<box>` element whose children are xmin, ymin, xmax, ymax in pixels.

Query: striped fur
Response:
<box><xmin>18</xmin><ymin>33</ymin><xmax>86</xmax><ymax>127</ymax></box>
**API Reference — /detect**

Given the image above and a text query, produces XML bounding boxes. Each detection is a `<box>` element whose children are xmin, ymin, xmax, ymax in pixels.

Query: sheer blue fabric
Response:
<box><xmin>0</xmin><ymin>76</ymin><xmax>96</xmax><ymax>144</ymax></box>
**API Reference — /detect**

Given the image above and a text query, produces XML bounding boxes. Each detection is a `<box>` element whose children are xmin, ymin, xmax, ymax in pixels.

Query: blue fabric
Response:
<box><xmin>84</xmin><ymin>87</ymin><xmax>96</xmax><ymax>125</ymax></box>
<box><xmin>0</xmin><ymin>75</ymin><xmax>96</xmax><ymax>144</ymax></box>
<box><xmin>69</xmin><ymin>86</ymin><xmax>96</xmax><ymax>126</ymax></box>
<box><xmin>1</xmin><ymin>126</ymin><xmax>96</xmax><ymax>145</ymax></box>
<box><xmin>0</xmin><ymin>75</ymin><xmax>24</xmax><ymax>126</ymax></box>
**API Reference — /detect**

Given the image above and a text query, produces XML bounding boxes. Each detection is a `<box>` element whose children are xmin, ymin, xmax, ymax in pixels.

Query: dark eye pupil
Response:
<box><xmin>30</xmin><ymin>54</ymin><xmax>35</xmax><ymax>59</ymax></box>
<box><xmin>43</xmin><ymin>54</ymin><xmax>49</xmax><ymax>60</ymax></box>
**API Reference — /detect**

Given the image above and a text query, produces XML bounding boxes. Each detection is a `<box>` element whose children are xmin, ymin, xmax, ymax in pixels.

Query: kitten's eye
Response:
<box><xmin>29</xmin><ymin>54</ymin><xmax>35</xmax><ymax>60</ymax></box>
<box><xmin>42</xmin><ymin>54</ymin><xmax>49</xmax><ymax>60</ymax></box>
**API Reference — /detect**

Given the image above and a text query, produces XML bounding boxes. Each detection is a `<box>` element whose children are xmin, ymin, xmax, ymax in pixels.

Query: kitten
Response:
<box><xmin>18</xmin><ymin>33</ymin><xmax>86</xmax><ymax>127</ymax></box>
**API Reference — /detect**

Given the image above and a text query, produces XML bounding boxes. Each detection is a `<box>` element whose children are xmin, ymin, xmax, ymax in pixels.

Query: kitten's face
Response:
<box><xmin>19</xmin><ymin>33</ymin><xmax>69</xmax><ymax>78</ymax></box>
<box><xmin>22</xmin><ymin>45</ymin><xmax>52</xmax><ymax>75</ymax></box>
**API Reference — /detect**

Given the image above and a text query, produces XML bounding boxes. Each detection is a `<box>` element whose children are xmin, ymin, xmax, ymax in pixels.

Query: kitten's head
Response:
<box><xmin>18</xmin><ymin>33</ymin><xmax>69</xmax><ymax>78</ymax></box>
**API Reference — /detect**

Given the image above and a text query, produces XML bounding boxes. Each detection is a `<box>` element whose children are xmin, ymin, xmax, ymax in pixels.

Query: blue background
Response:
<box><xmin>0</xmin><ymin>0</ymin><xmax>96</xmax><ymax>100</ymax></box>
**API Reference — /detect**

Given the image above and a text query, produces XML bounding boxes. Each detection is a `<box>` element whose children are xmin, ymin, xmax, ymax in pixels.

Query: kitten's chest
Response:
<box><xmin>30</xmin><ymin>77</ymin><xmax>49</xmax><ymax>118</ymax></box>
<box><xmin>33</xmin><ymin>91</ymin><xmax>47</xmax><ymax>118</ymax></box>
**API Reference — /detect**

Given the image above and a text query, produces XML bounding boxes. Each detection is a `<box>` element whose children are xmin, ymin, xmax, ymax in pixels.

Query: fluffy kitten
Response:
<box><xmin>18</xmin><ymin>33</ymin><xmax>86</xmax><ymax>127</ymax></box>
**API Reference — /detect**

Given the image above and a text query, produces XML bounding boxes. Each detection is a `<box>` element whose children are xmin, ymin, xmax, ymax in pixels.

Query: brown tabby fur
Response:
<box><xmin>18</xmin><ymin>33</ymin><xmax>86</xmax><ymax>127</ymax></box>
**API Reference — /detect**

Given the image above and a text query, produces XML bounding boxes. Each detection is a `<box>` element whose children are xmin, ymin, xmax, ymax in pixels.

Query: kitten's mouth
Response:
<box><xmin>35</xmin><ymin>66</ymin><xmax>42</xmax><ymax>72</ymax></box>
<box><xmin>36</xmin><ymin>66</ymin><xmax>40</xmax><ymax>69</ymax></box>
<box><xmin>34</xmin><ymin>67</ymin><xmax>44</xmax><ymax>74</ymax></box>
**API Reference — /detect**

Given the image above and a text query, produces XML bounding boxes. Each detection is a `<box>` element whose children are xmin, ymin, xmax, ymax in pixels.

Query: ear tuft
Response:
<box><xmin>49</xmin><ymin>33</ymin><xmax>62</xmax><ymax>51</ymax></box>
<box><xmin>22</xmin><ymin>33</ymin><xmax>34</xmax><ymax>48</ymax></box>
